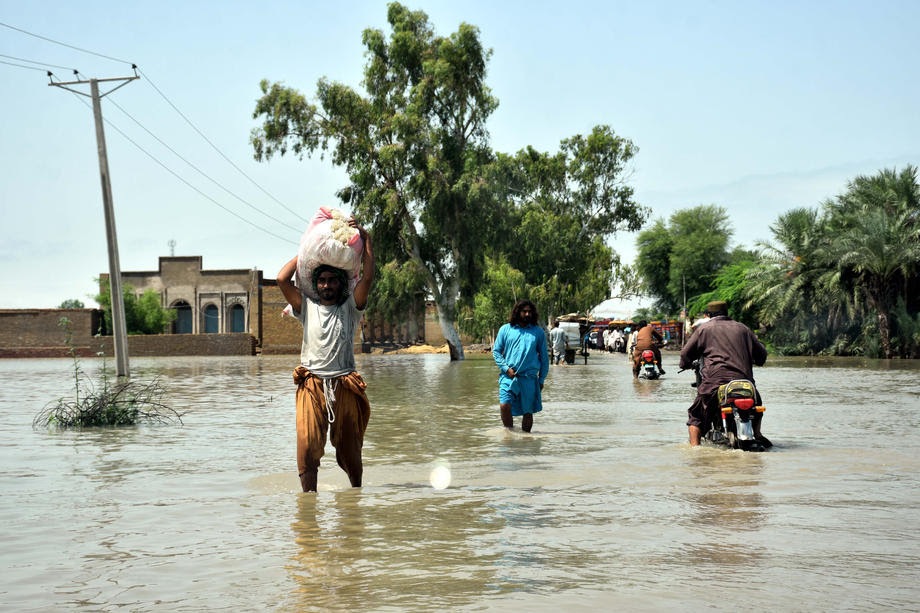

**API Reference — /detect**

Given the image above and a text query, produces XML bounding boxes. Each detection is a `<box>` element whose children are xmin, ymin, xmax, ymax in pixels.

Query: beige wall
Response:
<box><xmin>0</xmin><ymin>309</ymin><xmax>103</xmax><ymax>349</ymax></box>
<box><xmin>0</xmin><ymin>309</ymin><xmax>255</xmax><ymax>357</ymax></box>
<box><xmin>103</xmin><ymin>256</ymin><xmax>259</xmax><ymax>335</ymax></box>
<box><xmin>2</xmin><ymin>257</ymin><xmax>457</xmax><ymax>357</ymax></box>
<box><xmin>260</xmin><ymin>282</ymin><xmax>305</xmax><ymax>355</ymax></box>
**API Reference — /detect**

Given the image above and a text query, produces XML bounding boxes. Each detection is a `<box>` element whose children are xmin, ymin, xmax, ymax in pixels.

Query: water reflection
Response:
<box><xmin>289</xmin><ymin>492</ymin><xmax>369</xmax><ymax>610</ymax></box>
<box><xmin>673</xmin><ymin>450</ymin><xmax>768</xmax><ymax>573</ymax></box>
<box><xmin>288</xmin><ymin>488</ymin><xmax>509</xmax><ymax>610</ymax></box>
<box><xmin>632</xmin><ymin>377</ymin><xmax>664</xmax><ymax>401</ymax></box>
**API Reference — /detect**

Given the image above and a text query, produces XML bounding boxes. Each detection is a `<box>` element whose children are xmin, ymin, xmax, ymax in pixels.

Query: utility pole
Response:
<box><xmin>50</xmin><ymin>70</ymin><xmax>139</xmax><ymax>377</ymax></box>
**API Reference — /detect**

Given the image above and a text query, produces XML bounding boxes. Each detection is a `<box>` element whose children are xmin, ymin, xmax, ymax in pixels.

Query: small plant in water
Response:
<box><xmin>32</xmin><ymin>317</ymin><xmax>183</xmax><ymax>428</ymax></box>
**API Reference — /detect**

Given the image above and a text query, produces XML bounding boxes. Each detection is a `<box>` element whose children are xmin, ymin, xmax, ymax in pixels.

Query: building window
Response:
<box><xmin>230</xmin><ymin>304</ymin><xmax>245</xmax><ymax>333</ymax></box>
<box><xmin>204</xmin><ymin>304</ymin><xmax>219</xmax><ymax>334</ymax></box>
<box><xmin>173</xmin><ymin>301</ymin><xmax>192</xmax><ymax>334</ymax></box>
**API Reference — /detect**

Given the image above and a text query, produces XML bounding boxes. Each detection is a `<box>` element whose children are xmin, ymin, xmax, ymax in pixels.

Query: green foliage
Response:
<box><xmin>636</xmin><ymin>205</ymin><xmax>733</xmax><ymax>315</ymax></box>
<box><xmin>252</xmin><ymin>3</ymin><xmax>502</xmax><ymax>359</ymax></box>
<box><xmin>631</xmin><ymin>306</ymin><xmax>671</xmax><ymax>322</ymax></box>
<box><xmin>891</xmin><ymin>298</ymin><xmax>920</xmax><ymax>358</ymax></box>
<box><xmin>365</xmin><ymin>258</ymin><xmax>428</xmax><ymax>329</ymax></box>
<box><xmin>610</xmin><ymin>260</ymin><xmax>645</xmax><ymax>301</ymax></box>
<box><xmin>251</xmin><ymin>5</ymin><xmax>647</xmax><ymax>357</ymax></box>
<box><xmin>498</xmin><ymin>126</ymin><xmax>648</xmax><ymax>319</ymax></box>
<box><xmin>32</xmin><ymin>318</ymin><xmax>182</xmax><ymax>429</ymax></box>
<box><xmin>460</xmin><ymin>255</ymin><xmax>527</xmax><ymax>341</ymax></box>
<box><xmin>58</xmin><ymin>298</ymin><xmax>85</xmax><ymax>309</ymax></box>
<box><xmin>95</xmin><ymin>278</ymin><xmax>177</xmax><ymax>335</ymax></box>
<box><xmin>635</xmin><ymin>219</ymin><xmax>673</xmax><ymax>309</ymax></box>
<box><xmin>748</xmin><ymin>166</ymin><xmax>920</xmax><ymax>357</ymax></box>
<box><xmin>688</xmin><ymin>260</ymin><xmax>758</xmax><ymax>327</ymax></box>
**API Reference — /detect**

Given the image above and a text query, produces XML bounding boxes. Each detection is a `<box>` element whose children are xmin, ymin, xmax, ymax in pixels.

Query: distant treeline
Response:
<box><xmin>632</xmin><ymin>166</ymin><xmax>920</xmax><ymax>358</ymax></box>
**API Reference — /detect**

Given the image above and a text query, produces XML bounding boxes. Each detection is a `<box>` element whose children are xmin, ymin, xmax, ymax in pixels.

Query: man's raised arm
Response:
<box><xmin>277</xmin><ymin>256</ymin><xmax>302</xmax><ymax>314</ymax></box>
<box><xmin>351</xmin><ymin>222</ymin><xmax>375</xmax><ymax>310</ymax></box>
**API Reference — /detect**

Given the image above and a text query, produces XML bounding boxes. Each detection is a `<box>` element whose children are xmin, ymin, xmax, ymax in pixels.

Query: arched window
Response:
<box><xmin>230</xmin><ymin>304</ymin><xmax>245</xmax><ymax>333</ymax></box>
<box><xmin>173</xmin><ymin>301</ymin><xmax>192</xmax><ymax>334</ymax></box>
<box><xmin>204</xmin><ymin>304</ymin><xmax>219</xmax><ymax>333</ymax></box>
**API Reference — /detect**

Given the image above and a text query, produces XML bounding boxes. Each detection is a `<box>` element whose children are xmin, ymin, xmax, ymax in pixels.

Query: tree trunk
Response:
<box><xmin>879</xmin><ymin>308</ymin><xmax>892</xmax><ymax>359</ymax></box>
<box><xmin>435</xmin><ymin>299</ymin><xmax>465</xmax><ymax>360</ymax></box>
<box><xmin>407</xmin><ymin>300</ymin><xmax>420</xmax><ymax>343</ymax></box>
<box><xmin>870</xmin><ymin>281</ymin><xmax>893</xmax><ymax>359</ymax></box>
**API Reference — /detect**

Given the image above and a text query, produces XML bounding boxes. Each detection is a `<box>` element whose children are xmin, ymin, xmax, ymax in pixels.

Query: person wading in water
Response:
<box><xmin>492</xmin><ymin>300</ymin><xmax>549</xmax><ymax>432</ymax></box>
<box><xmin>277</xmin><ymin>220</ymin><xmax>375</xmax><ymax>492</ymax></box>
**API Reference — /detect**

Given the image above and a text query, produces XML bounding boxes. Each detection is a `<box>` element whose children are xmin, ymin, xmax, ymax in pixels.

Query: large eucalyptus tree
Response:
<box><xmin>251</xmin><ymin>3</ymin><xmax>500</xmax><ymax>360</ymax></box>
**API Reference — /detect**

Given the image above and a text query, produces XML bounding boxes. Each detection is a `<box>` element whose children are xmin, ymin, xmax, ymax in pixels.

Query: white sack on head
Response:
<box><xmin>285</xmin><ymin>207</ymin><xmax>364</xmax><ymax>315</ymax></box>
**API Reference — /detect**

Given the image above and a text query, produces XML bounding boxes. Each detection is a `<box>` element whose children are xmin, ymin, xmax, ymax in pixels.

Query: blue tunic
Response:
<box><xmin>492</xmin><ymin>323</ymin><xmax>549</xmax><ymax>416</ymax></box>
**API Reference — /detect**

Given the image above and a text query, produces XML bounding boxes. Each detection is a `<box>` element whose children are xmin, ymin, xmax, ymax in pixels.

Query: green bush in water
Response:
<box><xmin>32</xmin><ymin>318</ymin><xmax>183</xmax><ymax>429</ymax></box>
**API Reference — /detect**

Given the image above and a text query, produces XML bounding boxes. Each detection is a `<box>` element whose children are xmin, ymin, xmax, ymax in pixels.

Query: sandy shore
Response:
<box><xmin>365</xmin><ymin>343</ymin><xmax>492</xmax><ymax>355</ymax></box>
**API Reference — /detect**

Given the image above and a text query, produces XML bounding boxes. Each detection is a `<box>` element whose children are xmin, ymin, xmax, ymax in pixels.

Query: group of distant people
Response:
<box><xmin>494</xmin><ymin>302</ymin><xmax>766</xmax><ymax>445</ymax></box>
<box><xmin>602</xmin><ymin>326</ymin><xmax>627</xmax><ymax>353</ymax></box>
<box><xmin>277</xmin><ymin>219</ymin><xmax>767</xmax><ymax>490</ymax></box>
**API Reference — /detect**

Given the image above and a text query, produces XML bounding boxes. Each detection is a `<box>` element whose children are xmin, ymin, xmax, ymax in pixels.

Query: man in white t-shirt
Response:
<box><xmin>277</xmin><ymin>220</ymin><xmax>375</xmax><ymax>492</ymax></box>
<box><xmin>549</xmin><ymin>320</ymin><xmax>567</xmax><ymax>365</ymax></box>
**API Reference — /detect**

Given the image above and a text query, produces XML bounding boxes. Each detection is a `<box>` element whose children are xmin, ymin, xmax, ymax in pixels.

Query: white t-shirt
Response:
<box><xmin>295</xmin><ymin>292</ymin><xmax>362</xmax><ymax>377</ymax></box>
<box><xmin>549</xmin><ymin>326</ymin><xmax>567</xmax><ymax>352</ymax></box>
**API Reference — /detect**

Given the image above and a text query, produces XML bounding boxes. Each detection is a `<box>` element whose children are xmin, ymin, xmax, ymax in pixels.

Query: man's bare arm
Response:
<box><xmin>350</xmin><ymin>221</ymin><xmax>374</xmax><ymax>310</ymax></box>
<box><xmin>277</xmin><ymin>256</ymin><xmax>302</xmax><ymax>313</ymax></box>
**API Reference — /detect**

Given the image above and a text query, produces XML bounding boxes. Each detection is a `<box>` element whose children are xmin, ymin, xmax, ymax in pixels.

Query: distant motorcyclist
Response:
<box><xmin>679</xmin><ymin>301</ymin><xmax>769</xmax><ymax>447</ymax></box>
<box><xmin>632</xmin><ymin>320</ymin><xmax>665</xmax><ymax>378</ymax></box>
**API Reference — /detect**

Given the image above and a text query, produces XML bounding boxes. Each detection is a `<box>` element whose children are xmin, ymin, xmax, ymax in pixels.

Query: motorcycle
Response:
<box><xmin>687</xmin><ymin>359</ymin><xmax>769</xmax><ymax>452</ymax></box>
<box><xmin>637</xmin><ymin>349</ymin><xmax>661</xmax><ymax>380</ymax></box>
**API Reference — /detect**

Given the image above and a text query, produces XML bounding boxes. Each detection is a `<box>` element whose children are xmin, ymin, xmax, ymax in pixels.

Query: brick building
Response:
<box><xmin>0</xmin><ymin>308</ymin><xmax>104</xmax><ymax>357</ymax></box>
<box><xmin>2</xmin><ymin>255</ymin><xmax>450</xmax><ymax>357</ymax></box>
<box><xmin>101</xmin><ymin>256</ymin><xmax>261</xmax><ymax>336</ymax></box>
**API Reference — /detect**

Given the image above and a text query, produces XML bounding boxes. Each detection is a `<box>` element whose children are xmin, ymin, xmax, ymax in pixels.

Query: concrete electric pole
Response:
<box><xmin>50</xmin><ymin>70</ymin><xmax>139</xmax><ymax>377</ymax></box>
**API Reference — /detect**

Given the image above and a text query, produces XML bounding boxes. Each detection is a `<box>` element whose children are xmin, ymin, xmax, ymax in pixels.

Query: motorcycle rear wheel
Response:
<box><xmin>726</xmin><ymin>430</ymin><xmax>741</xmax><ymax>450</ymax></box>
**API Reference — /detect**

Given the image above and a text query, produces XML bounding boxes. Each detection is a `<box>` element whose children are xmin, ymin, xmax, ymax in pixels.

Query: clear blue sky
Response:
<box><xmin>2</xmin><ymin>1</ymin><xmax>918</xmax><ymax>312</ymax></box>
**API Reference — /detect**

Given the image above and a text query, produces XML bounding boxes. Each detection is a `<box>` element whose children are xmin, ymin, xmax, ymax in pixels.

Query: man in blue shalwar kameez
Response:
<box><xmin>492</xmin><ymin>299</ymin><xmax>549</xmax><ymax>432</ymax></box>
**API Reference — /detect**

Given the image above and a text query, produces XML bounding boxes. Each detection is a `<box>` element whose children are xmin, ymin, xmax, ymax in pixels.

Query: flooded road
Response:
<box><xmin>2</xmin><ymin>351</ymin><xmax>919</xmax><ymax>611</ymax></box>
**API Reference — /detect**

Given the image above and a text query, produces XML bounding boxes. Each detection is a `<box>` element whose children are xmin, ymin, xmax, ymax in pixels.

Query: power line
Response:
<box><xmin>0</xmin><ymin>52</ymin><xmax>78</xmax><ymax>71</ymax></box>
<box><xmin>59</xmin><ymin>79</ymin><xmax>298</xmax><ymax>246</ymax></box>
<box><xmin>0</xmin><ymin>58</ymin><xmax>48</xmax><ymax>72</ymax></box>
<box><xmin>0</xmin><ymin>21</ymin><xmax>133</xmax><ymax>64</ymax></box>
<box><xmin>105</xmin><ymin>96</ymin><xmax>302</xmax><ymax>233</ymax></box>
<box><xmin>138</xmin><ymin>68</ymin><xmax>310</xmax><ymax>224</ymax></box>
<box><xmin>4</xmin><ymin>20</ymin><xmax>309</xmax><ymax>228</ymax></box>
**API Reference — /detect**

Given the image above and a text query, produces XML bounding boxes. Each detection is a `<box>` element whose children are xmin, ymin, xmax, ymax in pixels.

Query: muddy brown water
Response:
<box><xmin>2</xmin><ymin>352</ymin><xmax>918</xmax><ymax>611</ymax></box>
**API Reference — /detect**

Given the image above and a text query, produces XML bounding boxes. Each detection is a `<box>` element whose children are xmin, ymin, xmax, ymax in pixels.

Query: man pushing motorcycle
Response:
<box><xmin>679</xmin><ymin>301</ymin><xmax>771</xmax><ymax>447</ymax></box>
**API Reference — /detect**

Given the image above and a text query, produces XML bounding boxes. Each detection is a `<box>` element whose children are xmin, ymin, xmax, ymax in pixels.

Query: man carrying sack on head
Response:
<box><xmin>277</xmin><ymin>215</ymin><xmax>375</xmax><ymax>492</ymax></box>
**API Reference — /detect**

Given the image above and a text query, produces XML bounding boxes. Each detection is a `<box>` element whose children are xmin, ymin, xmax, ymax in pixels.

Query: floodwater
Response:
<box><xmin>2</xmin><ymin>351</ymin><xmax>919</xmax><ymax>611</ymax></box>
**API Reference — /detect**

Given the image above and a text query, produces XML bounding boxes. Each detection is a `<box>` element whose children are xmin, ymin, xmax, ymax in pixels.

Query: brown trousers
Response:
<box><xmin>632</xmin><ymin>345</ymin><xmax>662</xmax><ymax>376</ymax></box>
<box><xmin>293</xmin><ymin>366</ymin><xmax>371</xmax><ymax>484</ymax></box>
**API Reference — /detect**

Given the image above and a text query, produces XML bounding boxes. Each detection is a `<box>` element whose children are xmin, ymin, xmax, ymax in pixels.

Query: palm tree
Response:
<box><xmin>822</xmin><ymin>166</ymin><xmax>920</xmax><ymax>358</ymax></box>
<box><xmin>828</xmin><ymin>207</ymin><xmax>920</xmax><ymax>357</ymax></box>
<box><xmin>746</xmin><ymin>208</ymin><xmax>853</xmax><ymax>351</ymax></box>
<box><xmin>837</xmin><ymin>166</ymin><xmax>919</xmax><ymax>221</ymax></box>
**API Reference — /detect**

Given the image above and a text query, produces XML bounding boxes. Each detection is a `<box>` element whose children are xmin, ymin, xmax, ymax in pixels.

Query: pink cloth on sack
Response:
<box><xmin>282</xmin><ymin>206</ymin><xmax>364</xmax><ymax>318</ymax></box>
